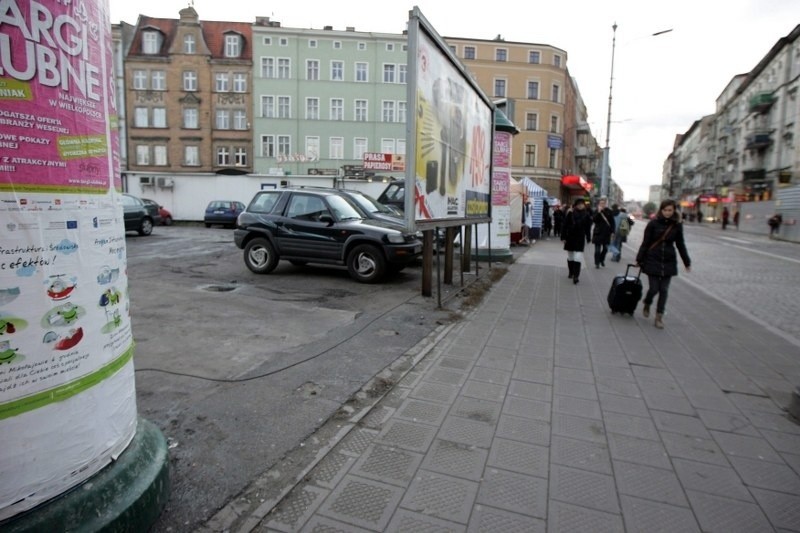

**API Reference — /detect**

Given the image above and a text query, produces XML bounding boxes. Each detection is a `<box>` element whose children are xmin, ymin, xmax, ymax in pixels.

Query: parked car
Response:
<box><xmin>377</xmin><ymin>179</ymin><xmax>406</xmax><ymax>213</ymax></box>
<box><xmin>204</xmin><ymin>201</ymin><xmax>246</xmax><ymax>228</ymax></box>
<box><xmin>121</xmin><ymin>193</ymin><xmax>154</xmax><ymax>236</ymax></box>
<box><xmin>233</xmin><ymin>187</ymin><xmax>422</xmax><ymax>283</ymax></box>
<box><xmin>141</xmin><ymin>198</ymin><xmax>173</xmax><ymax>226</ymax></box>
<box><xmin>338</xmin><ymin>189</ymin><xmax>405</xmax><ymax>226</ymax></box>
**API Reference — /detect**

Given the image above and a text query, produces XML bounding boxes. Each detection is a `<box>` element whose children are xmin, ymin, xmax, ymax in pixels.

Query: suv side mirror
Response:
<box><xmin>318</xmin><ymin>213</ymin><xmax>334</xmax><ymax>225</ymax></box>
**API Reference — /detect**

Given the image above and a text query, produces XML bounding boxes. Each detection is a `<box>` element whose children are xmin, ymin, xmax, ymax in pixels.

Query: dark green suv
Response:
<box><xmin>233</xmin><ymin>187</ymin><xmax>422</xmax><ymax>283</ymax></box>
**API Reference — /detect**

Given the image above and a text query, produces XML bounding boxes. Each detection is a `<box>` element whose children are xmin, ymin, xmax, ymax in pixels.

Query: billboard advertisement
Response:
<box><xmin>406</xmin><ymin>8</ymin><xmax>493</xmax><ymax>230</ymax></box>
<box><xmin>0</xmin><ymin>0</ymin><xmax>137</xmax><ymax>519</ymax></box>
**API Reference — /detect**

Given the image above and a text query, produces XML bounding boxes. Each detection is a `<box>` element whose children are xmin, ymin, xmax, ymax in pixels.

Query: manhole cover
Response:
<box><xmin>202</xmin><ymin>284</ymin><xmax>237</xmax><ymax>292</ymax></box>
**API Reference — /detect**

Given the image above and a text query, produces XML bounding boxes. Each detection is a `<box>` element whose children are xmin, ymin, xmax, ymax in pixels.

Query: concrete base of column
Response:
<box><xmin>473</xmin><ymin>248</ymin><xmax>514</xmax><ymax>263</ymax></box>
<box><xmin>0</xmin><ymin>417</ymin><xmax>170</xmax><ymax>532</ymax></box>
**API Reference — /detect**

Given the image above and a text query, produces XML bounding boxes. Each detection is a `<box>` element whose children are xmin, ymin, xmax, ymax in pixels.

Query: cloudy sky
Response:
<box><xmin>110</xmin><ymin>0</ymin><xmax>798</xmax><ymax>201</ymax></box>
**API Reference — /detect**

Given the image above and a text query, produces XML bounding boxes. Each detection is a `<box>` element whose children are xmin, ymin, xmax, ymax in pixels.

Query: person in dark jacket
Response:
<box><xmin>561</xmin><ymin>198</ymin><xmax>593</xmax><ymax>284</ymax></box>
<box><xmin>636</xmin><ymin>199</ymin><xmax>691</xmax><ymax>329</ymax></box>
<box><xmin>553</xmin><ymin>205</ymin><xmax>564</xmax><ymax>237</ymax></box>
<box><xmin>591</xmin><ymin>198</ymin><xmax>615</xmax><ymax>268</ymax></box>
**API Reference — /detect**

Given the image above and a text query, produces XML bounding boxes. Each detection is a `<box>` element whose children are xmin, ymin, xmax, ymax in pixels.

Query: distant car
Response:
<box><xmin>338</xmin><ymin>189</ymin><xmax>405</xmax><ymax>226</ymax></box>
<box><xmin>204</xmin><ymin>201</ymin><xmax>246</xmax><ymax>228</ymax></box>
<box><xmin>233</xmin><ymin>187</ymin><xmax>422</xmax><ymax>283</ymax></box>
<box><xmin>121</xmin><ymin>193</ymin><xmax>154</xmax><ymax>236</ymax></box>
<box><xmin>377</xmin><ymin>179</ymin><xmax>405</xmax><ymax>213</ymax></box>
<box><xmin>141</xmin><ymin>198</ymin><xmax>173</xmax><ymax>226</ymax></box>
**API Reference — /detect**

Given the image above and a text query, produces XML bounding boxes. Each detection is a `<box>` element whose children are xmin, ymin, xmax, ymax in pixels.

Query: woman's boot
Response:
<box><xmin>642</xmin><ymin>304</ymin><xmax>650</xmax><ymax>318</ymax></box>
<box><xmin>573</xmin><ymin>262</ymin><xmax>581</xmax><ymax>284</ymax></box>
<box><xmin>567</xmin><ymin>261</ymin><xmax>574</xmax><ymax>279</ymax></box>
<box><xmin>654</xmin><ymin>313</ymin><xmax>664</xmax><ymax>329</ymax></box>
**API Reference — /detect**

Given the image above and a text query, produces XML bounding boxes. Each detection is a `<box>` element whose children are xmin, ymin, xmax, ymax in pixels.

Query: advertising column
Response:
<box><xmin>0</xmin><ymin>0</ymin><xmax>138</xmax><ymax>520</ymax></box>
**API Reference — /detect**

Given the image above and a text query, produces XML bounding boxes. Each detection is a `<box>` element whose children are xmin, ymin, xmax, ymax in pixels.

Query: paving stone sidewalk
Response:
<box><xmin>250</xmin><ymin>237</ymin><xmax>800</xmax><ymax>532</ymax></box>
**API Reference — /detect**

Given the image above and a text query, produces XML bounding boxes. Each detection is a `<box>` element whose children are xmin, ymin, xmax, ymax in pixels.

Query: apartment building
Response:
<box><xmin>124</xmin><ymin>7</ymin><xmax>253</xmax><ymax>182</ymax></box>
<box><xmin>443</xmin><ymin>36</ymin><xmax>599</xmax><ymax>200</ymax></box>
<box><xmin>251</xmin><ymin>19</ymin><xmax>408</xmax><ymax>178</ymax></box>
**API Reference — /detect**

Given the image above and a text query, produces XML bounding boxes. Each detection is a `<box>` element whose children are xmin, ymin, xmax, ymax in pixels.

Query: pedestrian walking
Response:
<box><xmin>610</xmin><ymin>207</ymin><xmax>632</xmax><ymax>262</ymax></box>
<box><xmin>591</xmin><ymin>198</ymin><xmax>615</xmax><ymax>268</ymax></box>
<box><xmin>722</xmin><ymin>207</ymin><xmax>730</xmax><ymax>230</ymax></box>
<box><xmin>542</xmin><ymin>199</ymin><xmax>552</xmax><ymax>238</ymax></box>
<box><xmin>768</xmin><ymin>213</ymin><xmax>782</xmax><ymax>238</ymax></box>
<box><xmin>520</xmin><ymin>199</ymin><xmax>533</xmax><ymax>244</ymax></box>
<box><xmin>636</xmin><ymin>199</ymin><xmax>691</xmax><ymax>329</ymax></box>
<box><xmin>733</xmin><ymin>210</ymin><xmax>740</xmax><ymax>229</ymax></box>
<box><xmin>562</xmin><ymin>198</ymin><xmax>592</xmax><ymax>284</ymax></box>
<box><xmin>553</xmin><ymin>205</ymin><xmax>564</xmax><ymax>237</ymax></box>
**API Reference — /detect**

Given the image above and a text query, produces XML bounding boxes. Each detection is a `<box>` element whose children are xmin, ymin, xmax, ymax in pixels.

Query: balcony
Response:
<box><xmin>742</xmin><ymin>168</ymin><xmax>766</xmax><ymax>182</ymax></box>
<box><xmin>575</xmin><ymin>146</ymin><xmax>591</xmax><ymax>158</ymax></box>
<box><xmin>749</xmin><ymin>92</ymin><xmax>776</xmax><ymax>114</ymax></box>
<box><xmin>576</xmin><ymin>122</ymin><xmax>590</xmax><ymax>134</ymax></box>
<box><xmin>745</xmin><ymin>130</ymin><xmax>773</xmax><ymax>151</ymax></box>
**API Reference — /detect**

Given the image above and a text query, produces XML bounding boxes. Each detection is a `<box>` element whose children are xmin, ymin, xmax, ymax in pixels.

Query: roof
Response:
<box><xmin>128</xmin><ymin>13</ymin><xmax>252</xmax><ymax>60</ymax></box>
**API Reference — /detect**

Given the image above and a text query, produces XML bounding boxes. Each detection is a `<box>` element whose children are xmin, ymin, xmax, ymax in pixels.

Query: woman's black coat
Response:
<box><xmin>591</xmin><ymin>208</ymin><xmax>615</xmax><ymax>245</ymax></box>
<box><xmin>636</xmin><ymin>213</ymin><xmax>691</xmax><ymax>277</ymax></box>
<box><xmin>562</xmin><ymin>208</ymin><xmax>592</xmax><ymax>252</ymax></box>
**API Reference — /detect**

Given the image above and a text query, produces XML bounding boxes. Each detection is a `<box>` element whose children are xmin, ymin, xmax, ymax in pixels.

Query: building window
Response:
<box><xmin>525</xmin><ymin>112</ymin><xmax>538</xmax><ymax>131</ymax></box>
<box><xmin>133</xmin><ymin>70</ymin><xmax>147</xmax><ymax>90</ymax></box>
<box><xmin>308</xmin><ymin>39</ymin><xmax>317</xmax><ymax>48</ymax></box>
<box><xmin>383</xmin><ymin>64</ymin><xmax>395</xmax><ymax>83</ymax></box>
<box><xmin>524</xmin><ymin>144</ymin><xmax>536</xmax><ymax>167</ymax></box>
<box><xmin>358</xmin><ymin>42</ymin><xmax>367</xmax><ymax>51</ymax></box>
<box><xmin>382</xmin><ymin>101</ymin><xmax>395</xmax><ymax>123</ymax></box>
<box><xmin>261</xmin><ymin>57</ymin><xmax>274</xmax><ymax>78</ymax></box>
<box><xmin>233</xmin><ymin>110</ymin><xmax>247</xmax><ymax>130</ymax></box>
<box><xmin>448</xmin><ymin>45</ymin><xmax>456</xmax><ymax>55</ymax></box>
<box><xmin>398</xmin><ymin>101</ymin><xmax>407</xmax><ymax>123</ymax></box>
<box><xmin>151</xmin><ymin>70</ymin><xmax>166</xmax><ymax>90</ymax></box>
<box><xmin>549</xmin><ymin>148</ymin><xmax>558</xmax><ymax>168</ymax></box>
<box><xmin>330</xmin><ymin>137</ymin><xmax>343</xmax><ymax>159</ymax></box>
<box><xmin>279</xmin><ymin>37</ymin><xmax>288</xmax><ymax>46</ymax></box>
<box><xmin>552</xmin><ymin>84</ymin><xmax>560</xmax><ymax>103</ymax></box>
<box><xmin>307</xmin><ymin>60</ymin><xmax>319</xmax><ymax>81</ymax></box>
<box><xmin>494</xmin><ymin>79</ymin><xmax>506</xmax><ymax>98</ymax></box>
<box><xmin>134</xmin><ymin>107</ymin><xmax>148</xmax><ymax>127</ymax></box>
<box><xmin>261</xmin><ymin>96</ymin><xmax>274</xmax><ymax>118</ymax></box>
<box><xmin>397</xmin><ymin>139</ymin><xmax>406</xmax><ymax>154</ymax></box>
<box><xmin>261</xmin><ymin>135</ymin><xmax>275</xmax><ymax>157</ymax></box>
<box><xmin>278</xmin><ymin>135</ymin><xmax>290</xmax><ymax>156</ymax></box>
<box><xmin>154</xmin><ymin>145</ymin><xmax>167</xmax><ymax>166</ymax></box>
<box><xmin>306</xmin><ymin>136</ymin><xmax>320</xmax><ymax>160</ymax></box>
<box><xmin>386</xmin><ymin>43</ymin><xmax>394</xmax><ymax>51</ymax></box>
<box><xmin>356</xmin><ymin>62</ymin><xmax>368</xmax><ymax>82</ymax></box>
<box><xmin>495</xmin><ymin>48</ymin><xmax>507</xmax><ymax>62</ymax></box>
<box><xmin>333</xmin><ymin>41</ymin><xmax>342</xmax><ymax>49</ymax></box>
<box><xmin>355</xmin><ymin>99</ymin><xmax>368</xmax><ymax>122</ymax></box>
<box><xmin>183</xmin><ymin>34</ymin><xmax>195</xmax><ymax>54</ymax></box>
<box><xmin>217</xmin><ymin>146</ymin><xmax>230</xmax><ymax>165</ymax></box>
<box><xmin>353</xmin><ymin>138</ymin><xmax>367</xmax><ymax>160</ymax></box>
<box><xmin>215</xmin><ymin>73</ymin><xmax>229</xmax><ymax>92</ymax></box>
<box><xmin>183</xmin><ymin>108</ymin><xmax>198</xmax><ymax>128</ymax></box>
<box><xmin>135</xmin><ymin>145</ymin><xmax>150</xmax><ymax>165</ymax></box>
<box><xmin>464</xmin><ymin>46</ymin><xmax>475</xmax><ymax>60</ymax></box>
<box><xmin>398</xmin><ymin>64</ymin><xmax>407</xmax><ymax>84</ymax></box>
<box><xmin>306</xmin><ymin>97</ymin><xmax>319</xmax><ymax>120</ymax></box>
<box><xmin>183</xmin><ymin>71</ymin><xmax>197</xmax><ymax>91</ymax></box>
<box><xmin>184</xmin><ymin>146</ymin><xmax>199</xmax><ymax>166</ymax></box>
<box><xmin>142</xmin><ymin>31</ymin><xmax>161</xmax><ymax>54</ymax></box>
<box><xmin>277</xmin><ymin>58</ymin><xmax>290</xmax><ymax>79</ymax></box>
<box><xmin>233</xmin><ymin>73</ymin><xmax>246</xmax><ymax>92</ymax></box>
<box><xmin>225</xmin><ymin>35</ymin><xmax>241</xmax><ymax>57</ymax></box>
<box><xmin>263</xmin><ymin>37</ymin><xmax>271</xmax><ymax>45</ymax></box>
<box><xmin>216</xmin><ymin>109</ymin><xmax>230</xmax><ymax>130</ymax></box>
<box><xmin>554</xmin><ymin>54</ymin><xmax>562</xmax><ymax>68</ymax></box>
<box><xmin>528</xmin><ymin>51</ymin><xmax>540</xmax><ymax>64</ymax></box>
<box><xmin>278</xmin><ymin>96</ymin><xmax>290</xmax><ymax>118</ymax></box>
<box><xmin>331</xmin><ymin>61</ymin><xmax>344</xmax><ymax>81</ymax></box>
<box><xmin>330</xmin><ymin>98</ymin><xmax>343</xmax><ymax>121</ymax></box>
<box><xmin>153</xmin><ymin>107</ymin><xmax>166</xmax><ymax>128</ymax></box>
<box><xmin>235</xmin><ymin>147</ymin><xmax>247</xmax><ymax>166</ymax></box>
<box><xmin>550</xmin><ymin>116</ymin><xmax>559</xmax><ymax>133</ymax></box>
<box><xmin>381</xmin><ymin>138</ymin><xmax>395</xmax><ymax>154</ymax></box>
<box><xmin>527</xmin><ymin>81</ymin><xmax>539</xmax><ymax>100</ymax></box>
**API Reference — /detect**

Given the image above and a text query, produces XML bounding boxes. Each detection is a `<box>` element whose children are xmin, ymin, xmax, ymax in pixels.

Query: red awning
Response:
<box><xmin>561</xmin><ymin>175</ymin><xmax>593</xmax><ymax>192</ymax></box>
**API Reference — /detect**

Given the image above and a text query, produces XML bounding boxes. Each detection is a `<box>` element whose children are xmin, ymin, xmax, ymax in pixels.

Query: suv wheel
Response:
<box><xmin>347</xmin><ymin>244</ymin><xmax>386</xmax><ymax>283</ymax></box>
<box><xmin>244</xmin><ymin>238</ymin><xmax>279</xmax><ymax>274</ymax></box>
<box><xmin>139</xmin><ymin>218</ymin><xmax>153</xmax><ymax>236</ymax></box>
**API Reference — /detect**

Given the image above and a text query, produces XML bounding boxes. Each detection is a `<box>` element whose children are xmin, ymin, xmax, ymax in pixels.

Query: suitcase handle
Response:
<box><xmin>625</xmin><ymin>264</ymin><xmax>642</xmax><ymax>279</ymax></box>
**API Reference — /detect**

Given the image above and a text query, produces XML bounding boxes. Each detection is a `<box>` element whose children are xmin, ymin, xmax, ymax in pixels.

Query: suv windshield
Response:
<box><xmin>327</xmin><ymin>195</ymin><xmax>363</xmax><ymax>220</ymax></box>
<box><xmin>347</xmin><ymin>192</ymin><xmax>395</xmax><ymax>215</ymax></box>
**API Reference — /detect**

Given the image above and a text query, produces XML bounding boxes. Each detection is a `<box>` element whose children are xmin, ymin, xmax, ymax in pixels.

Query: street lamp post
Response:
<box><xmin>600</xmin><ymin>22</ymin><xmax>618</xmax><ymax>200</ymax></box>
<box><xmin>600</xmin><ymin>25</ymin><xmax>673</xmax><ymax>200</ymax></box>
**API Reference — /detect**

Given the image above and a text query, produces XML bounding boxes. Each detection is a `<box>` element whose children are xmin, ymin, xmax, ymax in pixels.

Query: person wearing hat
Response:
<box><xmin>561</xmin><ymin>198</ymin><xmax>593</xmax><ymax>284</ymax></box>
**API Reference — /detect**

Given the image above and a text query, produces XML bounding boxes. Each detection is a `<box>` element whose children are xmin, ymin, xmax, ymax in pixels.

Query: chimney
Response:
<box><xmin>323</xmin><ymin>25</ymin><xmax>333</xmax><ymax>31</ymax></box>
<box><xmin>346</xmin><ymin>26</ymin><xmax>355</xmax><ymax>32</ymax></box>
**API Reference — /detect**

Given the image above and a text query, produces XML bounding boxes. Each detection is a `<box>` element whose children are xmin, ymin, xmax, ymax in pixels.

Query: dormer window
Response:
<box><xmin>142</xmin><ymin>31</ymin><xmax>162</xmax><ymax>54</ymax></box>
<box><xmin>225</xmin><ymin>34</ymin><xmax>242</xmax><ymax>58</ymax></box>
<box><xmin>184</xmin><ymin>34</ymin><xmax>196</xmax><ymax>54</ymax></box>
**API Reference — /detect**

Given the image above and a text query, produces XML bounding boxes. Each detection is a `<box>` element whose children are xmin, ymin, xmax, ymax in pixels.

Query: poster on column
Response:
<box><xmin>0</xmin><ymin>0</ymin><xmax>137</xmax><ymax>520</ymax></box>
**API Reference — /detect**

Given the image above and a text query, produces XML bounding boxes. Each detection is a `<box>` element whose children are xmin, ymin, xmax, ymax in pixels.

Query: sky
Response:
<box><xmin>109</xmin><ymin>0</ymin><xmax>799</xmax><ymax>201</ymax></box>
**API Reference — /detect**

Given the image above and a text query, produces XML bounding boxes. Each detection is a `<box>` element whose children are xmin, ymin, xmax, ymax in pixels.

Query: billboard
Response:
<box><xmin>406</xmin><ymin>8</ymin><xmax>494</xmax><ymax>230</ymax></box>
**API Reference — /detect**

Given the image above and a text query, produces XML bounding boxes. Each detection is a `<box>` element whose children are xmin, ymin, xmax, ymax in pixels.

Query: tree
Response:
<box><xmin>643</xmin><ymin>202</ymin><xmax>657</xmax><ymax>217</ymax></box>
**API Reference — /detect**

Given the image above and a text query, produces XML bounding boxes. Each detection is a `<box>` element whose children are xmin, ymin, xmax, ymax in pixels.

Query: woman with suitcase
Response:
<box><xmin>562</xmin><ymin>198</ymin><xmax>593</xmax><ymax>284</ymax></box>
<box><xmin>635</xmin><ymin>199</ymin><xmax>691</xmax><ymax>328</ymax></box>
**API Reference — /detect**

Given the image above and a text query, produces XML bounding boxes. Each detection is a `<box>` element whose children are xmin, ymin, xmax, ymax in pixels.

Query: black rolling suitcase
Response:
<box><xmin>608</xmin><ymin>264</ymin><xmax>643</xmax><ymax>315</ymax></box>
